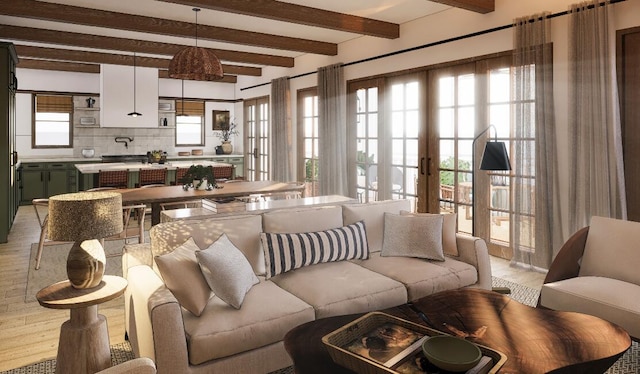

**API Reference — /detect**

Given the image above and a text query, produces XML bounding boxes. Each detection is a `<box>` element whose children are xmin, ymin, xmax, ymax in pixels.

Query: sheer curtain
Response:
<box><xmin>568</xmin><ymin>0</ymin><xmax>626</xmax><ymax>233</ymax></box>
<box><xmin>271</xmin><ymin>77</ymin><xmax>293</xmax><ymax>182</ymax></box>
<box><xmin>512</xmin><ymin>12</ymin><xmax>562</xmax><ymax>270</ymax></box>
<box><xmin>317</xmin><ymin>63</ymin><xmax>348</xmax><ymax>196</ymax></box>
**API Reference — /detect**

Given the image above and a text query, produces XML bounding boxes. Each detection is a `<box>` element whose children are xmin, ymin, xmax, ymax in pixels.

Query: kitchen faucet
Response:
<box><xmin>115</xmin><ymin>136</ymin><xmax>134</xmax><ymax>149</ymax></box>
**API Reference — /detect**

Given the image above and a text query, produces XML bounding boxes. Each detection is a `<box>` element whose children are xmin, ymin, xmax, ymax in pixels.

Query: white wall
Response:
<box><xmin>236</xmin><ymin>0</ymin><xmax>640</xmax><ymax>241</ymax></box>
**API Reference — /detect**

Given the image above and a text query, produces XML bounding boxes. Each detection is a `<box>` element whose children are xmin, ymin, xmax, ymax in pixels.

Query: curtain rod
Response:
<box><xmin>240</xmin><ymin>0</ymin><xmax>625</xmax><ymax>91</ymax></box>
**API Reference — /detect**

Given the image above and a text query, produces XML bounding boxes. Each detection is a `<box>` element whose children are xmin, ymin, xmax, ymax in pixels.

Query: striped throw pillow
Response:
<box><xmin>260</xmin><ymin>221</ymin><xmax>369</xmax><ymax>279</ymax></box>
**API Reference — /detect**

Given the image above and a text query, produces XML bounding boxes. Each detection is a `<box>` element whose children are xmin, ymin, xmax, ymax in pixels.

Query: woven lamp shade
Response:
<box><xmin>48</xmin><ymin>191</ymin><xmax>123</xmax><ymax>289</ymax></box>
<box><xmin>48</xmin><ymin>191</ymin><xmax>123</xmax><ymax>241</ymax></box>
<box><xmin>169</xmin><ymin>47</ymin><xmax>224</xmax><ymax>81</ymax></box>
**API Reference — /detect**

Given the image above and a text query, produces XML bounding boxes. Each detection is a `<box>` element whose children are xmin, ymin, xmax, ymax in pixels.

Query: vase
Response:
<box><xmin>193</xmin><ymin>179</ymin><xmax>209</xmax><ymax>190</ymax></box>
<box><xmin>221</xmin><ymin>141</ymin><xmax>233</xmax><ymax>154</ymax></box>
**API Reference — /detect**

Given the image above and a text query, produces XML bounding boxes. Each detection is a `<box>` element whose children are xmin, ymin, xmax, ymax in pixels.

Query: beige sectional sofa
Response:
<box><xmin>122</xmin><ymin>199</ymin><xmax>491</xmax><ymax>374</ymax></box>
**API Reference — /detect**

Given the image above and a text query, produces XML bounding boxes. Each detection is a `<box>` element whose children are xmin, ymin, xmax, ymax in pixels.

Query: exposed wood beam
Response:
<box><xmin>17</xmin><ymin>58</ymin><xmax>100</xmax><ymax>73</ymax></box>
<box><xmin>0</xmin><ymin>25</ymin><xmax>294</xmax><ymax>67</ymax></box>
<box><xmin>159</xmin><ymin>70</ymin><xmax>237</xmax><ymax>83</ymax></box>
<box><xmin>14</xmin><ymin>45</ymin><xmax>262</xmax><ymax>77</ymax></box>
<box><xmin>429</xmin><ymin>0</ymin><xmax>494</xmax><ymax>14</ymax></box>
<box><xmin>17</xmin><ymin>58</ymin><xmax>237</xmax><ymax>83</ymax></box>
<box><xmin>157</xmin><ymin>0</ymin><xmax>399</xmax><ymax>39</ymax></box>
<box><xmin>3</xmin><ymin>0</ymin><xmax>337</xmax><ymax>55</ymax></box>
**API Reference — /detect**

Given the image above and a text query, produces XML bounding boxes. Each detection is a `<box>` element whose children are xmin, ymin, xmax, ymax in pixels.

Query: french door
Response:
<box><xmin>243</xmin><ymin>96</ymin><xmax>269</xmax><ymax>181</ymax></box>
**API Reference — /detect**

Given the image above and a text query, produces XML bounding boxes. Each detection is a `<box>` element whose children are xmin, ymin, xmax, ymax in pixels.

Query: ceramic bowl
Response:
<box><xmin>81</xmin><ymin>148</ymin><xmax>95</xmax><ymax>158</ymax></box>
<box><xmin>422</xmin><ymin>335</ymin><xmax>481</xmax><ymax>372</ymax></box>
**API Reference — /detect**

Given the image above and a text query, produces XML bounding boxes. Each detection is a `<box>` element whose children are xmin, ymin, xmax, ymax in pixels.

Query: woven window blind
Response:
<box><xmin>176</xmin><ymin>100</ymin><xmax>204</xmax><ymax>116</ymax></box>
<box><xmin>36</xmin><ymin>95</ymin><xmax>73</xmax><ymax>113</ymax></box>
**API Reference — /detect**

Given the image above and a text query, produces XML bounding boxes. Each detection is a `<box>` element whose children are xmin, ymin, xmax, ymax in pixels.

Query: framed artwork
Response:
<box><xmin>212</xmin><ymin>110</ymin><xmax>230</xmax><ymax>130</ymax></box>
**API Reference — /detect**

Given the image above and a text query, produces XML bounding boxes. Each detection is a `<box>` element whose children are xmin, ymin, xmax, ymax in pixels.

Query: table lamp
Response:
<box><xmin>48</xmin><ymin>191</ymin><xmax>123</xmax><ymax>289</ymax></box>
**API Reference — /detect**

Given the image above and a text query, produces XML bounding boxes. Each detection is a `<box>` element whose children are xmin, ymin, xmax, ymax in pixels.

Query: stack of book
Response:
<box><xmin>201</xmin><ymin>197</ymin><xmax>246</xmax><ymax>213</ymax></box>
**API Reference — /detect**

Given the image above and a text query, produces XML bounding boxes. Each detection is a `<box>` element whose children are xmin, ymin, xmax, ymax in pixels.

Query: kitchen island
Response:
<box><xmin>75</xmin><ymin>160</ymin><xmax>234</xmax><ymax>190</ymax></box>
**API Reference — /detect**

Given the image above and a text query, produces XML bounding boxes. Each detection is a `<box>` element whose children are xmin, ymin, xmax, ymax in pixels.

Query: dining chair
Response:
<box><xmin>87</xmin><ymin>187</ymin><xmax>146</xmax><ymax>244</ymax></box>
<box><xmin>98</xmin><ymin>169</ymin><xmax>129</xmax><ymax>189</ymax></box>
<box><xmin>138</xmin><ymin>168</ymin><xmax>167</xmax><ymax>187</ymax></box>
<box><xmin>33</xmin><ymin>198</ymin><xmax>54</xmax><ymax>270</ymax></box>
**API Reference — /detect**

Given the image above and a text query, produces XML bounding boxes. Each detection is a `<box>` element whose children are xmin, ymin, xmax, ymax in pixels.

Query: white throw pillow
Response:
<box><xmin>154</xmin><ymin>237</ymin><xmax>212</xmax><ymax>316</ymax></box>
<box><xmin>196</xmin><ymin>234</ymin><xmax>259</xmax><ymax>309</ymax></box>
<box><xmin>381</xmin><ymin>213</ymin><xmax>445</xmax><ymax>261</ymax></box>
<box><xmin>260</xmin><ymin>221</ymin><xmax>369</xmax><ymax>279</ymax></box>
<box><xmin>400</xmin><ymin>211</ymin><xmax>459</xmax><ymax>256</ymax></box>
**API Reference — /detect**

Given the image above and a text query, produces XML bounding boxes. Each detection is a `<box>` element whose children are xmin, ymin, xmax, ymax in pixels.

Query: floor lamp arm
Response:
<box><xmin>471</xmin><ymin>125</ymin><xmax>496</xmax><ymax>236</ymax></box>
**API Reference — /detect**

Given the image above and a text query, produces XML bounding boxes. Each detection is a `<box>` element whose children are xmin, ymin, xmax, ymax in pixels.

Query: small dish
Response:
<box><xmin>81</xmin><ymin>148</ymin><xmax>95</xmax><ymax>158</ymax></box>
<box><xmin>422</xmin><ymin>335</ymin><xmax>481</xmax><ymax>372</ymax></box>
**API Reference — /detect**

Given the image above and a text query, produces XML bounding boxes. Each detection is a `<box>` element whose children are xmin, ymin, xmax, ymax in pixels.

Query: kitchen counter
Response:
<box><xmin>74</xmin><ymin>160</ymin><xmax>232</xmax><ymax>174</ymax></box>
<box><xmin>20</xmin><ymin>153</ymin><xmax>242</xmax><ymax>164</ymax></box>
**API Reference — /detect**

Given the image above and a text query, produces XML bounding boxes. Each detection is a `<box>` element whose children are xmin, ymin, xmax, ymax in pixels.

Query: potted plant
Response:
<box><xmin>181</xmin><ymin>165</ymin><xmax>216</xmax><ymax>190</ymax></box>
<box><xmin>215</xmin><ymin>121</ymin><xmax>239</xmax><ymax>154</ymax></box>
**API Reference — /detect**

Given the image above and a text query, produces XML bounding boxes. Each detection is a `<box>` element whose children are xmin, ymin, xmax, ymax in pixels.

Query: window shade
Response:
<box><xmin>176</xmin><ymin>100</ymin><xmax>205</xmax><ymax>116</ymax></box>
<box><xmin>36</xmin><ymin>95</ymin><xmax>73</xmax><ymax>113</ymax></box>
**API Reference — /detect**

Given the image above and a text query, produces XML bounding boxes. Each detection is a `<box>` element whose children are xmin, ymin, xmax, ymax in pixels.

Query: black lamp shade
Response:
<box><xmin>480</xmin><ymin>142</ymin><xmax>511</xmax><ymax>170</ymax></box>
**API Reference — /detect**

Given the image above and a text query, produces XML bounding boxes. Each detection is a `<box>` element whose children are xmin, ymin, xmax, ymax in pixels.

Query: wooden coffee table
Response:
<box><xmin>284</xmin><ymin>288</ymin><xmax>630</xmax><ymax>374</ymax></box>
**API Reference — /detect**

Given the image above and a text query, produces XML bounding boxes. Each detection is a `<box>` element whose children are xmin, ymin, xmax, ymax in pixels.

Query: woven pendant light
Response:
<box><xmin>169</xmin><ymin>8</ymin><xmax>224</xmax><ymax>81</ymax></box>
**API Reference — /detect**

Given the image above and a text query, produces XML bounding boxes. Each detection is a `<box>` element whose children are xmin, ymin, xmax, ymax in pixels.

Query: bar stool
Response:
<box><xmin>212</xmin><ymin>165</ymin><xmax>234</xmax><ymax>182</ymax></box>
<box><xmin>172</xmin><ymin>167</ymin><xmax>190</xmax><ymax>185</ymax></box>
<box><xmin>98</xmin><ymin>169</ymin><xmax>129</xmax><ymax>189</ymax></box>
<box><xmin>138</xmin><ymin>168</ymin><xmax>167</xmax><ymax>187</ymax></box>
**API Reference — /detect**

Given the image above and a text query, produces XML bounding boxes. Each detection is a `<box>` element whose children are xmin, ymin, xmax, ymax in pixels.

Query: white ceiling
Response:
<box><xmin>2</xmin><ymin>0</ymin><xmax>454</xmax><ymax>61</ymax></box>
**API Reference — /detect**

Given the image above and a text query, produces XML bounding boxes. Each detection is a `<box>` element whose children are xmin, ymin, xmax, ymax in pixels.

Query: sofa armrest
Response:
<box><xmin>451</xmin><ymin>234</ymin><xmax>491</xmax><ymax>290</ymax></box>
<box><xmin>542</xmin><ymin>227</ymin><xmax>589</xmax><ymax>285</ymax></box>
<box><xmin>124</xmin><ymin>265</ymin><xmax>190</xmax><ymax>374</ymax></box>
<box><xmin>123</xmin><ymin>243</ymin><xmax>153</xmax><ymax>278</ymax></box>
<box><xmin>97</xmin><ymin>358</ymin><xmax>156</xmax><ymax>374</ymax></box>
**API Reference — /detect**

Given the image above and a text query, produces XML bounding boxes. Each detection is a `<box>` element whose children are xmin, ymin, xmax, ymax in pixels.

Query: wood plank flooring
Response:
<box><xmin>0</xmin><ymin>205</ymin><xmax>546</xmax><ymax>371</ymax></box>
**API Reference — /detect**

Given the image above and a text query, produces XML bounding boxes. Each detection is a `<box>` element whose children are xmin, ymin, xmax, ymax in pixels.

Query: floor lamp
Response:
<box><xmin>471</xmin><ymin>125</ymin><xmax>512</xmax><ymax>237</ymax></box>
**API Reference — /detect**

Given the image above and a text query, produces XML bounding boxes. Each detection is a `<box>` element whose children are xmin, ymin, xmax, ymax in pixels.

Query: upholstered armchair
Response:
<box><xmin>97</xmin><ymin>358</ymin><xmax>156</xmax><ymax>374</ymax></box>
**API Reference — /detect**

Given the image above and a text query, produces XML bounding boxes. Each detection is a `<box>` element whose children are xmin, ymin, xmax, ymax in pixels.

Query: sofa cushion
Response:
<box><xmin>154</xmin><ymin>237</ymin><xmax>211</xmax><ymax>316</ymax></box>
<box><xmin>401</xmin><ymin>211</ymin><xmax>459</xmax><ymax>256</ymax></box>
<box><xmin>540</xmin><ymin>276</ymin><xmax>640</xmax><ymax>338</ymax></box>
<box><xmin>196</xmin><ymin>234</ymin><xmax>259</xmax><ymax>309</ymax></box>
<box><xmin>262</xmin><ymin>205</ymin><xmax>344</xmax><ymax>233</ymax></box>
<box><xmin>354</xmin><ymin>252</ymin><xmax>478</xmax><ymax>301</ymax></box>
<box><xmin>580</xmin><ymin>216</ymin><xmax>640</xmax><ymax>285</ymax></box>
<box><xmin>342</xmin><ymin>199</ymin><xmax>412</xmax><ymax>253</ymax></box>
<box><xmin>382</xmin><ymin>213</ymin><xmax>444</xmax><ymax>261</ymax></box>
<box><xmin>271</xmin><ymin>260</ymin><xmax>407</xmax><ymax>319</ymax></box>
<box><xmin>149</xmin><ymin>214</ymin><xmax>266</xmax><ymax>275</ymax></box>
<box><xmin>261</xmin><ymin>221</ymin><xmax>369</xmax><ymax>279</ymax></box>
<box><xmin>183</xmin><ymin>279</ymin><xmax>315</xmax><ymax>365</ymax></box>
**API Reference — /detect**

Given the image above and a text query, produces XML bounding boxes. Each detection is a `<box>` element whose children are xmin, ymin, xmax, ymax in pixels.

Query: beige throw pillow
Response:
<box><xmin>196</xmin><ymin>234</ymin><xmax>259</xmax><ymax>309</ymax></box>
<box><xmin>382</xmin><ymin>213</ymin><xmax>445</xmax><ymax>261</ymax></box>
<box><xmin>400</xmin><ymin>211</ymin><xmax>459</xmax><ymax>256</ymax></box>
<box><xmin>154</xmin><ymin>237</ymin><xmax>212</xmax><ymax>316</ymax></box>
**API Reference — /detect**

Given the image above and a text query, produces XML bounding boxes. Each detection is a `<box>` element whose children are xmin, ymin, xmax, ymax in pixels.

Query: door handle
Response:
<box><xmin>253</xmin><ymin>148</ymin><xmax>258</xmax><ymax>159</ymax></box>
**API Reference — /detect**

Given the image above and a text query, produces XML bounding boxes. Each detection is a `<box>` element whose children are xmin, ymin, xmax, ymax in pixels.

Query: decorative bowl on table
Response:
<box><xmin>422</xmin><ymin>335</ymin><xmax>482</xmax><ymax>372</ymax></box>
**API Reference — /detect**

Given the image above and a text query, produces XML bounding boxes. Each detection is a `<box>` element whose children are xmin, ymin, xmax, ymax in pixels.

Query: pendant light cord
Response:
<box><xmin>133</xmin><ymin>52</ymin><xmax>136</xmax><ymax>111</ymax></box>
<box><xmin>193</xmin><ymin>8</ymin><xmax>200</xmax><ymax>48</ymax></box>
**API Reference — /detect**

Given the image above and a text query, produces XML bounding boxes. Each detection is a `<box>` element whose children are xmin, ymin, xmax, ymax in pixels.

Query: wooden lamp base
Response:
<box><xmin>66</xmin><ymin>239</ymin><xmax>106</xmax><ymax>289</ymax></box>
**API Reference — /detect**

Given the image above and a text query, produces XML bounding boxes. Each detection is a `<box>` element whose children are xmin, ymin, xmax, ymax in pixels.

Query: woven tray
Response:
<box><xmin>322</xmin><ymin>312</ymin><xmax>506</xmax><ymax>374</ymax></box>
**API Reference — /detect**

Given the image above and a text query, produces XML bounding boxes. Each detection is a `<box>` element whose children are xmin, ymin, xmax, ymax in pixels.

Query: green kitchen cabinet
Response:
<box><xmin>20</xmin><ymin>164</ymin><xmax>46</xmax><ymax>204</ymax></box>
<box><xmin>20</xmin><ymin>162</ymin><xmax>78</xmax><ymax>204</ymax></box>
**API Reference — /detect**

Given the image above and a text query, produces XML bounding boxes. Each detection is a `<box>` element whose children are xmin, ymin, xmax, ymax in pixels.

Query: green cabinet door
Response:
<box><xmin>47</xmin><ymin>169</ymin><xmax>69</xmax><ymax>197</ymax></box>
<box><xmin>21</xmin><ymin>168</ymin><xmax>46</xmax><ymax>203</ymax></box>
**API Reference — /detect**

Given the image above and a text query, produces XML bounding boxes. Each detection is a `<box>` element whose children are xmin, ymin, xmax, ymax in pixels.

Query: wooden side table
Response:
<box><xmin>36</xmin><ymin>275</ymin><xmax>128</xmax><ymax>374</ymax></box>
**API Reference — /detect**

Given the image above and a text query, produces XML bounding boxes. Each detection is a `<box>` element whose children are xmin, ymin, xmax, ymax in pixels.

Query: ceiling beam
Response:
<box><xmin>3</xmin><ymin>0</ymin><xmax>337</xmax><ymax>55</ymax></box>
<box><xmin>428</xmin><ymin>0</ymin><xmax>494</xmax><ymax>14</ymax></box>
<box><xmin>14</xmin><ymin>45</ymin><xmax>260</xmax><ymax>77</ymax></box>
<box><xmin>157</xmin><ymin>0</ymin><xmax>399</xmax><ymax>39</ymax></box>
<box><xmin>17</xmin><ymin>58</ymin><xmax>101</xmax><ymax>74</ymax></box>
<box><xmin>17</xmin><ymin>58</ymin><xmax>237</xmax><ymax>83</ymax></box>
<box><xmin>0</xmin><ymin>25</ymin><xmax>294</xmax><ymax>67</ymax></box>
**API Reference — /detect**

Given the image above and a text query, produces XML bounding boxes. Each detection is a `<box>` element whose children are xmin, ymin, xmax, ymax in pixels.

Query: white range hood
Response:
<box><xmin>100</xmin><ymin>64</ymin><xmax>159</xmax><ymax>128</ymax></box>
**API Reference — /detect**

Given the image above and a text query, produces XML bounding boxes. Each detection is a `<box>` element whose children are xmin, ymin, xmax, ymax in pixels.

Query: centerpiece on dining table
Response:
<box><xmin>181</xmin><ymin>165</ymin><xmax>217</xmax><ymax>191</ymax></box>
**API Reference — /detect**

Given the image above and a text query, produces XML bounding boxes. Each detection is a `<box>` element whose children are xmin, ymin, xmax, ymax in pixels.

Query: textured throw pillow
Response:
<box><xmin>260</xmin><ymin>221</ymin><xmax>369</xmax><ymax>279</ymax></box>
<box><xmin>154</xmin><ymin>237</ymin><xmax>212</xmax><ymax>316</ymax></box>
<box><xmin>381</xmin><ymin>213</ymin><xmax>445</xmax><ymax>261</ymax></box>
<box><xmin>400</xmin><ymin>211</ymin><xmax>459</xmax><ymax>256</ymax></box>
<box><xmin>196</xmin><ymin>234</ymin><xmax>259</xmax><ymax>309</ymax></box>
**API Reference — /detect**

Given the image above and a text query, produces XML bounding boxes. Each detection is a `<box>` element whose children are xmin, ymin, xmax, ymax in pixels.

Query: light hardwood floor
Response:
<box><xmin>0</xmin><ymin>205</ymin><xmax>546</xmax><ymax>371</ymax></box>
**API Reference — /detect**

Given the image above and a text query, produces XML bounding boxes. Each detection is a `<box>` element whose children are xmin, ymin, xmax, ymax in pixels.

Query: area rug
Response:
<box><xmin>7</xmin><ymin>277</ymin><xmax>638</xmax><ymax>373</ymax></box>
<box><xmin>25</xmin><ymin>240</ymin><xmax>126</xmax><ymax>302</ymax></box>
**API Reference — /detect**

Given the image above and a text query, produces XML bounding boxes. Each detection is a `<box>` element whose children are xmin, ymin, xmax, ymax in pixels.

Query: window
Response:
<box><xmin>244</xmin><ymin>96</ymin><xmax>270</xmax><ymax>181</ymax></box>
<box><xmin>175</xmin><ymin>100</ymin><xmax>204</xmax><ymax>146</ymax></box>
<box><xmin>297</xmin><ymin>88</ymin><xmax>319</xmax><ymax>197</ymax></box>
<box><xmin>33</xmin><ymin>95</ymin><xmax>72</xmax><ymax>148</ymax></box>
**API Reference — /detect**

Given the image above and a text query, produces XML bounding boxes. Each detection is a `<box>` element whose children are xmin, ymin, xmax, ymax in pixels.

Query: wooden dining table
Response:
<box><xmin>116</xmin><ymin>181</ymin><xmax>304</xmax><ymax>225</ymax></box>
